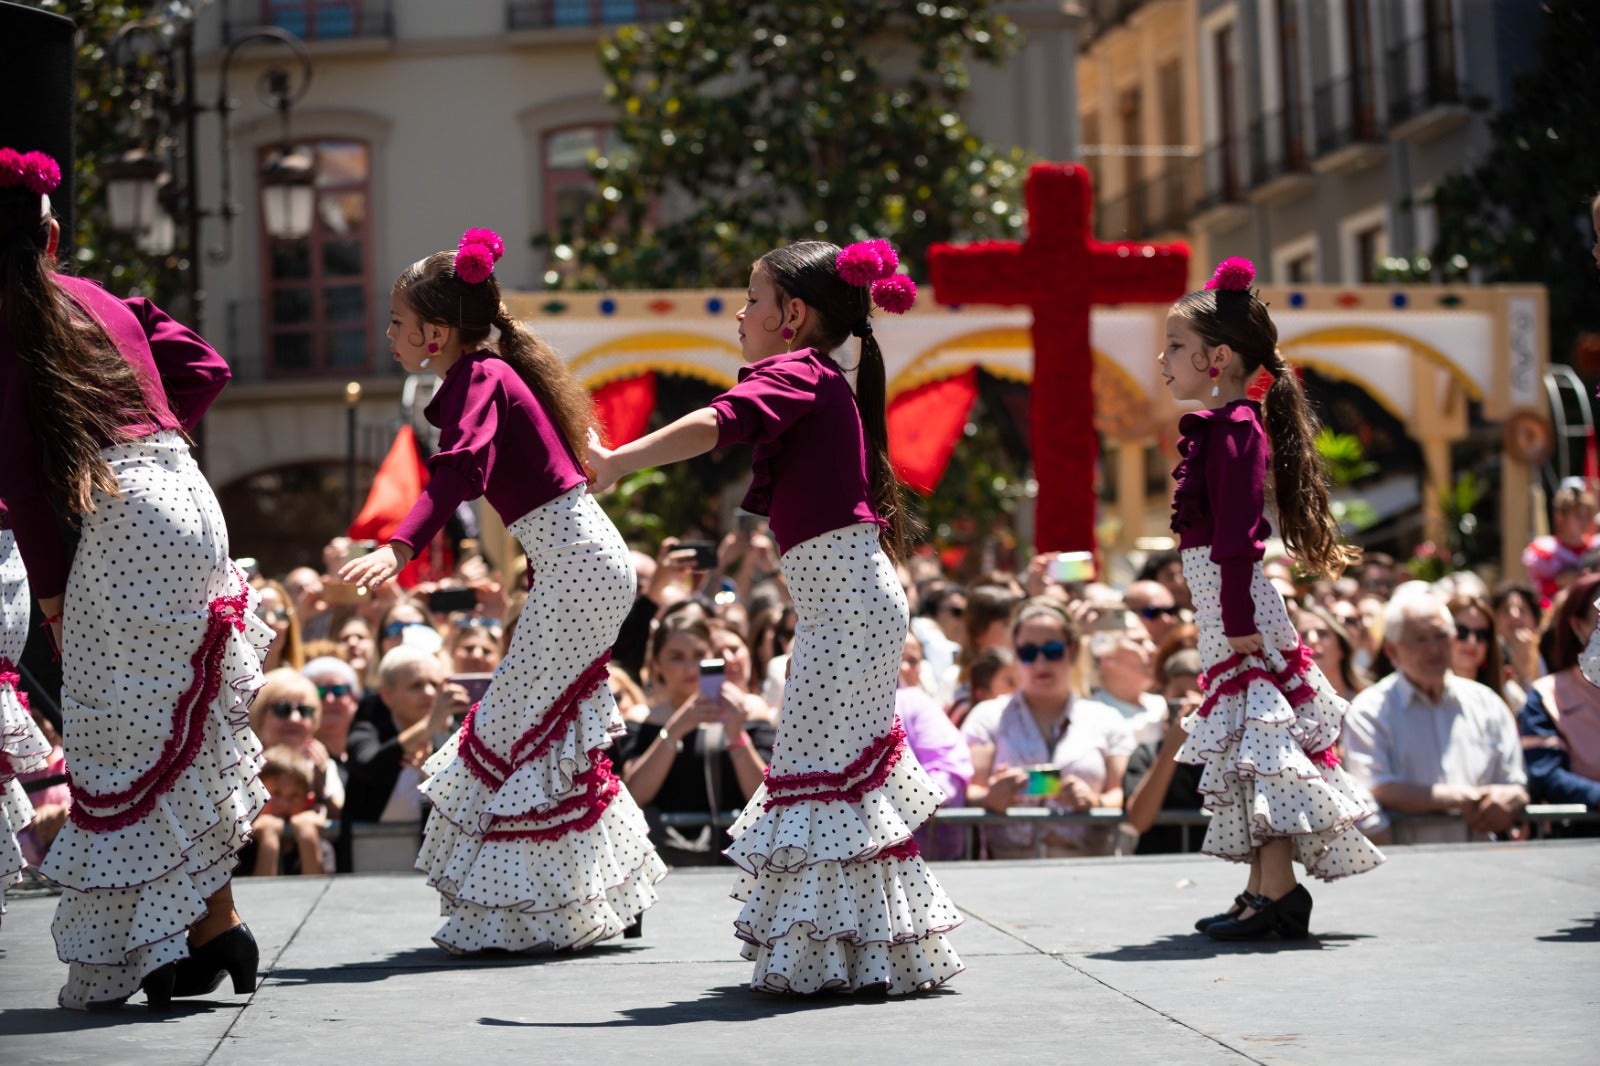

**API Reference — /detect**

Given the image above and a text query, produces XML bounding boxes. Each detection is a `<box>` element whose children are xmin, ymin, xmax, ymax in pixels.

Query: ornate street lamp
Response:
<box><xmin>107</xmin><ymin>11</ymin><xmax>314</xmax><ymax>335</ymax></box>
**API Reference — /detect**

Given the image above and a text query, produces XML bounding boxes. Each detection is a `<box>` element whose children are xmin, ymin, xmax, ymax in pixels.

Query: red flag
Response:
<box><xmin>349</xmin><ymin>424</ymin><xmax>428</xmax><ymax>541</ymax></box>
<box><xmin>592</xmin><ymin>371</ymin><xmax>657</xmax><ymax>447</ymax></box>
<box><xmin>888</xmin><ymin>368</ymin><xmax>980</xmax><ymax>494</ymax></box>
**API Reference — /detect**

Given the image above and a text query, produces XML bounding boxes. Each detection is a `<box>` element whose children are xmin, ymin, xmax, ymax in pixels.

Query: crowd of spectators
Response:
<box><xmin>17</xmin><ymin>492</ymin><xmax>1600</xmax><ymax>875</ymax></box>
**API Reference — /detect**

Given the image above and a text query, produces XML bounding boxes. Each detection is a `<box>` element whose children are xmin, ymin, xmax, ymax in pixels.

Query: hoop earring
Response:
<box><xmin>1208</xmin><ymin>366</ymin><xmax>1220</xmax><ymax>398</ymax></box>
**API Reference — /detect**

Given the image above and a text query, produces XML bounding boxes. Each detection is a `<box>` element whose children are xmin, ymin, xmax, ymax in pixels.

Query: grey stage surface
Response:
<box><xmin>1</xmin><ymin>843</ymin><xmax>1595</xmax><ymax>1065</ymax></box>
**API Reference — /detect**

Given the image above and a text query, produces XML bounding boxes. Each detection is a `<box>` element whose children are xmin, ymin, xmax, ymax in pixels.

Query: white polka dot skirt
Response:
<box><xmin>38</xmin><ymin>432</ymin><xmax>274</xmax><ymax>1009</ymax></box>
<box><xmin>725</xmin><ymin>523</ymin><xmax>963</xmax><ymax>995</ymax></box>
<box><xmin>2</xmin><ymin>529</ymin><xmax>52</xmax><ymax>929</ymax></box>
<box><xmin>415</xmin><ymin>487</ymin><xmax>666</xmax><ymax>953</ymax></box>
<box><xmin>1177</xmin><ymin>548</ymin><xmax>1384</xmax><ymax>881</ymax></box>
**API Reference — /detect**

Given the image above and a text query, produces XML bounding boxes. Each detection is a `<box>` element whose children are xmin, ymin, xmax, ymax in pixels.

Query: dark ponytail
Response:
<box><xmin>1</xmin><ymin>191</ymin><xmax>156</xmax><ymax>520</ymax></box>
<box><xmin>757</xmin><ymin>241</ymin><xmax>920</xmax><ymax>561</ymax></box>
<box><xmin>1171</xmin><ymin>286</ymin><xmax>1359</xmax><ymax>578</ymax></box>
<box><xmin>393</xmin><ymin>251</ymin><xmax>594</xmax><ymax>460</ymax></box>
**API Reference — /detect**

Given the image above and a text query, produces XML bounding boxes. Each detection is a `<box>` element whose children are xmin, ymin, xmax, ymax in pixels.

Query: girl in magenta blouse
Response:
<box><xmin>340</xmin><ymin>229</ymin><xmax>664</xmax><ymax>954</ymax></box>
<box><xmin>1159</xmin><ymin>257</ymin><xmax>1382</xmax><ymax>942</ymax></box>
<box><xmin>1</xmin><ymin>148</ymin><xmax>273</xmax><ymax>1010</ymax></box>
<box><xmin>588</xmin><ymin>241</ymin><xmax>963</xmax><ymax>995</ymax></box>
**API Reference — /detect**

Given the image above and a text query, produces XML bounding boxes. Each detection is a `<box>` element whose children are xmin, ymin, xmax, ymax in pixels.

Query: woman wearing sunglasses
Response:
<box><xmin>1448</xmin><ymin>594</ymin><xmax>1514</xmax><ymax>709</ymax></box>
<box><xmin>961</xmin><ymin>600</ymin><xmax>1134</xmax><ymax>859</ymax></box>
<box><xmin>301</xmin><ymin>656</ymin><xmax>361</xmax><ymax>782</ymax></box>
<box><xmin>247</xmin><ymin>670</ymin><xmax>345</xmax><ymax>821</ymax></box>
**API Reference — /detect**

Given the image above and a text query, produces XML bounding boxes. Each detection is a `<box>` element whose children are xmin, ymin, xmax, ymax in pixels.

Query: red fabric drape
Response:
<box><xmin>592</xmin><ymin>371</ymin><xmax>657</xmax><ymax>447</ymax></box>
<box><xmin>888</xmin><ymin>367</ymin><xmax>981</xmax><ymax>494</ymax></box>
<box><xmin>347</xmin><ymin>424</ymin><xmax>449</xmax><ymax>588</ymax></box>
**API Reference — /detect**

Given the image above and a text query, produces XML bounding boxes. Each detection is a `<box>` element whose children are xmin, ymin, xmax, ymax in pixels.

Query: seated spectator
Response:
<box><xmin>1448</xmin><ymin>593</ymin><xmax>1515</xmax><ymax>709</ymax></box>
<box><xmin>949</xmin><ymin>646</ymin><xmax>1018</xmax><ymax>727</ymax></box>
<box><xmin>1492</xmin><ymin>582</ymin><xmax>1543</xmax><ymax>706</ymax></box>
<box><xmin>896</xmin><ymin>634</ymin><xmax>973</xmax><ymax>861</ymax></box>
<box><xmin>616</xmin><ymin>619</ymin><xmax>775</xmax><ymax>866</ymax></box>
<box><xmin>344</xmin><ymin>646</ymin><xmax>467</xmax><ymax>825</ymax></box>
<box><xmin>706</xmin><ymin>617</ymin><xmax>777</xmax><ymax>726</ymax></box>
<box><xmin>239</xmin><ymin>746</ymin><xmax>333</xmax><ymax>877</ymax></box>
<box><xmin>302</xmin><ymin>655</ymin><xmax>361</xmax><ymax>781</ymax></box>
<box><xmin>448</xmin><ymin>615</ymin><xmax>504</xmax><ymax>676</ymax></box>
<box><xmin>250</xmin><ymin>668</ymin><xmax>345</xmax><ymax>818</ymax></box>
<box><xmin>1122</xmin><ymin>681</ymin><xmax>1205</xmax><ymax>855</ymax></box>
<box><xmin>257</xmin><ymin>578</ymin><xmax>305</xmax><ymax>672</ymax></box>
<box><xmin>1136</xmin><ymin>548</ymin><xmax>1191</xmax><ymax>611</ymax></box>
<box><xmin>1290</xmin><ymin>603</ymin><xmax>1368</xmax><ymax>702</ymax></box>
<box><xmin>1344</xmin><ymin>589</ymin><xmax>1528</xmax><ymax>843</ymax></box>
<box><xmin>963</xmin><ymin>599</ymin><xmax>1133</xmax><ymax>859</ymax></box>
<box><xmin>1084</xmin><ymin>620</ymin><xmax>1166</xmax><ymax>747</ymax></box>
<box><xmin>1522</xmin><ymin>479</ymin><xmax>1600</xmax><ymax>604</ymax></box>
<box><xmin>1518</xmin><ymin>572</ymin><xmax>1600</xmax><ymax>810</ymax></box>
<box><xmin>1122</xmin><ymin>580</ymin><xmax>1182</xmax><ymax>646</ymax></box>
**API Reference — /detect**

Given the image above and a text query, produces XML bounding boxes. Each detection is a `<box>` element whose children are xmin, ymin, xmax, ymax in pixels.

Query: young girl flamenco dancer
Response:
<box><xmin>2</xmin><ymin>507</ymin><xmax>53</xmax><ymax>931</ymax></box>
<box><xmin>588</xmin><ymin>240</ymin><xmax>963</xmax><ymax>994</ymax></box>
<box><xmin>1160</xmin><ymin>257</ymin><xmax>1384</xmax><ymax>940</ymax></box>
<box><xmin>340</xmin><ymin>228</ymin><xmax>665</xmax><ymax>953</ymax></box>
<box><xmin>0</xmin><ymin>148</ymin><xmax>274</xmax><ymax>1008</ymax></box>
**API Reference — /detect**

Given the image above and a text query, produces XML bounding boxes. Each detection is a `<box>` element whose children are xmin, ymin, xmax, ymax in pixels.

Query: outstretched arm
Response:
<box><xmin>587</xmin><ymin>408</ymin><xmax>720</xmax><ymax>493</ymax></box>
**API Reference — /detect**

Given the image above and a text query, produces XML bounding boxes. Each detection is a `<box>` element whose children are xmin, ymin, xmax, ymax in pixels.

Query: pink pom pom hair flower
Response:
<box><xmin>0</xmin><ymin>148</ymin><xmax>61</xmax><ymax>196</ymax></box>
<box><xmin>836</xmin><ymin>239</ymin><xmax>900</xmax><ymax>287</ymax></box>
<box><xmin>870</xmin><ymin>274</ymin><xmax>917</xmax><ymax>315</ymax></box>
<box><xmin>1204</xmin><ymin>255</ymin><xmax>1255</xmax><ymax>292</ymax></box>
<box><xmin>454</xmin><ymin>226</ymin><xmax>505</xmax><ymax>285</ymax></box>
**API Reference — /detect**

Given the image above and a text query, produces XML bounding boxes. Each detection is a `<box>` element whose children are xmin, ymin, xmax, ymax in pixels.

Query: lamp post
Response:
<box><xmin>105</xmin><ymin>8</ymin><xmax>314</xmax><ymax>339</ymax></box>
<box><xmin>344</xmin><ymin>381</ymin><xmax>363</xmax><ymax>524</ymax></box>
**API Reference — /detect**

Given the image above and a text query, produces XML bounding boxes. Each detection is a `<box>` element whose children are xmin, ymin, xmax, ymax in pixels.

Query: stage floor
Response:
<box><xmin>2</xmin><ymin>842</ymin><xmax>1595</xmax><ymax>1065</ymax></box>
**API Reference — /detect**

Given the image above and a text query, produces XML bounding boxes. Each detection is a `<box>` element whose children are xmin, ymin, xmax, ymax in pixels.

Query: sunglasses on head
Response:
<box><xmin>316</xmin><ymin>683</ymin><xmax>355</xmax><ymax>699</ymax></box>
<box><xmin>1454</xmin><ymin>625</ymin><xmax>1492</xmax><ymax>644</ymax></box>
<box><xmin>1016</xmin><ymin>641</ymin><xmax>1069</xmax><ymax>664</ymax></box>
<box><xmin>268</xmin><ymin>701</ymin><xmax>316</xmax><ymax>720</ymax></box>
<box><xmin>1137</xmin><ymin>605</ymin><xmax>1178</xmax><ymax>620</ymax></box>
<box><xmin>382</xmin><ymin>621</ymin><xmax>428</xmax><ymax>639</ymax></box>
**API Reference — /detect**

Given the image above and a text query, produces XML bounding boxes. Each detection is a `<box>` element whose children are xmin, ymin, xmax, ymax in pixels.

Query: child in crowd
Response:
<box><xmin>1160</xmin><ymin>256</ymin><xmax>1384</xmax><ymax>941</ymax></box>
<box><xmin>340</xmin><ymin>227</ymin><xmax>664</xmax><ymax>953</ymax></box>
<box><xmin>241</xmin><ymin>747</ymin><xmax>333</xmax><ymax>877</ymax></box>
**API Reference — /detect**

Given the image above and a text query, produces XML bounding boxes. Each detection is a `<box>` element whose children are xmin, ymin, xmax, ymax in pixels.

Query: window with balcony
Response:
<box><xmin>1275</xmin><ymin>0</ymin><xmax>1307</xmax><ymax>170</ymax></box>
<box><xmin>263</xmin><ymin>140</ymin><xmax>373</xmax><ymax>377</ymax></box>
<box><xmin>1212</xmin><ymin>22</ymin><xmax>1242</xmax><ymax>203</ymax></box>
<box><xmin>1354</xmin><ymin>224</ymin><xmax>1386</xmax><ymax>284</ymax></box>
<box><xmin>507</xmin><ymin>1</ymin><xmax>675</xmax><ymax>30</ymax></box>
<box><xmin>1346</xmin><ymin>0</ymin><xmax>1379</xmax><ymax>141</ymax></box>
<box><xmin>230</xmin><ymin>1</ymin><xmax>391</xmax><ymax>41</ymax></box>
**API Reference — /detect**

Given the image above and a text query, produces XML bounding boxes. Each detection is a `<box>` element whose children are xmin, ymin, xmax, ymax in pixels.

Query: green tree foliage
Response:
<box><xmin>19</xmin><ymin>1</ymin><xmax>184</xmax><ymax>304</ymax></box>
<box><xmin>1430</xmin><ymin>0</ymin><xmax>1600</xmax><ymax>365</ymax></box>
<box><xmin>546</xmin><ymin>0</ymin><xmax>1029</xmax><ymax>288</ymax></box>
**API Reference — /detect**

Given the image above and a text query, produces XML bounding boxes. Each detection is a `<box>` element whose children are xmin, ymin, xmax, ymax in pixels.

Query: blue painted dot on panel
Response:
<box><xmin>1391</xmin><ymin>292</ymin><xmax>1408</xmax><ymax>309</ymax></box>
<box><xmin>706</xmin><ymin>297</ymin><xmax>723</xmax><ymax>314</ymax></box>
<box><xmin>1288</xmin><ymin>291</ymin><xmax>1306</xmax><ymax>308</ymax></box>
<box><xmin>599</xmin><ymin>298</ymin><xmax>617</xmax><ymax>315</ymax></box>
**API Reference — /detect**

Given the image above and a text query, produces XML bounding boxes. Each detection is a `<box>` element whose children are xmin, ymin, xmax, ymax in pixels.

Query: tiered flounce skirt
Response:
<box><xmin>415</xmin><ymin>486</ymin><xmax>665</xmax><ymax>953</ymax></box>
<box><xmin>1177</xmin><ymin>548</ymin><xmax>1384</xmax><ymax>880</ymax></box>
<box><xmin>726</xmin><ymin>523</ymin><xmax>963</xmax><ymax>995</ymax></box>
<box><xmin>2</xmin><ymin>528</ymin><xmax>52</xmax><ymax>929</ymax></box>
<box><xmin>39</xmin><ymin>432</ymin><xmax>273</xmax><ymax>1008</ymax></box>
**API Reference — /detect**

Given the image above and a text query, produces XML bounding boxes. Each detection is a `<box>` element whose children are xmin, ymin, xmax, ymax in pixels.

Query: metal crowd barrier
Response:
<box><xmin>333</xmin><ymin>804</ymin><xmax>1599</xmax><ymax>872</ymax></box>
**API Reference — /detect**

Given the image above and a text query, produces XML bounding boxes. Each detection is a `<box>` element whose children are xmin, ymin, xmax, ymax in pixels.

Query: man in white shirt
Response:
<box><xmin>1344</xmin><ymin>589</ymin><xmax>1527</xmax><ymax>844</ymax></box>
<box><xmin>1085</xmin><ymin>621</ymin><xmax>1167</xmax><ymax>747</ymax></box>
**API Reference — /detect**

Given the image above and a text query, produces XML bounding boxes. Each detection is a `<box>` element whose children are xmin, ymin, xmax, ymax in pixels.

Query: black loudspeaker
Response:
<box><xmin>0</xmin><ymin>1</ymin><xmax>77</xmax><ymax>248</ymax></box>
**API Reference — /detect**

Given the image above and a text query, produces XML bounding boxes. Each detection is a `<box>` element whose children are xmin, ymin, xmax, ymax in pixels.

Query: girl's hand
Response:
<box><xmin>585</xmin><ymin>431</ymin><xmax>624</xmax><ymax>493</ymax></box>
<box><xmin>340</xmin><ymin>543</ymin><xmax>411</xmax><ymax>591</ymax></box>
<box><xmin>1227</xmin><ymin>632</ymin><xmax>1264</xmax><ymax>655</ymax></box>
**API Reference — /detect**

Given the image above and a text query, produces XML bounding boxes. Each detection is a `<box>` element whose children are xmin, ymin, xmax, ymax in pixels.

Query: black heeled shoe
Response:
<box><xmin>83</xmin><ymin>961</ymin><xmax>178</xmax><ymax>1012</ymax></box>
<box><xmin>1194</xmin><ymin>893</ymin><xmax>1264</xmax><ymax>933</ymax></box>
<box><xmin>173</xmin><ymin>923</ymin><xmax>259</xmax><ymax>998</ymax></box>
<box><xmin>623</xmin><ymin>915</ymin><xmax>643</xmax><ymax>939</ymax></box>
<box><xmin>1205</xmin><ymin>884</ymin><xmax>1313</xmax><ymax>941</ymax></box>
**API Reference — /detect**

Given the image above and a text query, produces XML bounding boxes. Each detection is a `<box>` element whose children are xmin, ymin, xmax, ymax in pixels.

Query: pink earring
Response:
<box><xmin>427</xmin><ymin>342</ymin><xmax>439</xmax><ymax>354</ymax></box>
<box><xmin>1208</xmin><ymin>366</ymin><xmax>1220</xmax><ymax>397</ymax></box>
<box><xmin>780</xmin><ymin>327</ymin><xmax>794</xmax><ymax>340</ymax></box>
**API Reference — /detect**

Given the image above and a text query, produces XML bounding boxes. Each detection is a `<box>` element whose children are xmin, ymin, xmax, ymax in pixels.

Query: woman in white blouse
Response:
<box><xmin>962</xmin><ymin>599</ymin><xmax>1135</xmax><ymax>858</ymax></box>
